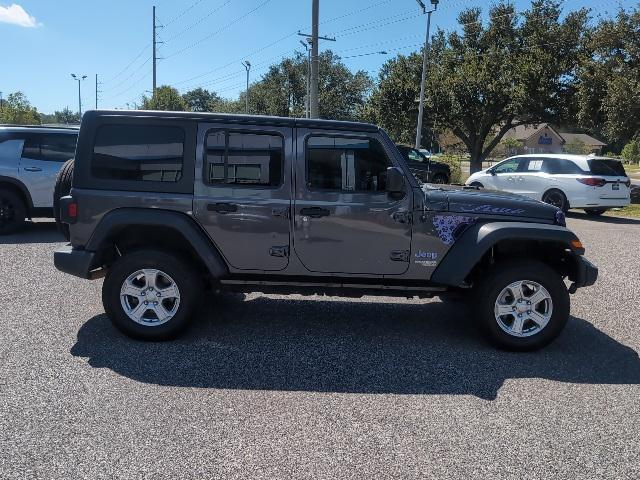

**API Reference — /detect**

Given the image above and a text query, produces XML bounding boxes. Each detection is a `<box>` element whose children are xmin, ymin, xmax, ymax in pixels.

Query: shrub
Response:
<box><xmin>434</xmin><ymin>154</ymin><xmax>464</xmax><ymax>183</ymax></box>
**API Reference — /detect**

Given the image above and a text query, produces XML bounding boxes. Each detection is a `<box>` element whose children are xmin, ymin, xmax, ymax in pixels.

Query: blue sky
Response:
<box><xmin>1</xmin><ymin>0</ymin><xmax>634</xmax><ymax>114</ymax></box>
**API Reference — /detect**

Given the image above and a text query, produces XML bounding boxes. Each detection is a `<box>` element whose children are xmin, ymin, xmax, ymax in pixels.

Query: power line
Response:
<box><xmin>163</xmin><ymin>0</ymin><xmax>273</xmax><ymax>60</ymax></box>
<box><xmin>164</xmin><ymin>0</ymin><xmax>234</xmax><ymax>43</ymax></box>
<box><xmin>163</xmin><ymin>0</ymin><xmax>207</xmax><ymax>27</ymax></box>
<box><xmin>103</xmin><ymin>44</ymin><xmax>151</xmax><ymax>84</ymax></box>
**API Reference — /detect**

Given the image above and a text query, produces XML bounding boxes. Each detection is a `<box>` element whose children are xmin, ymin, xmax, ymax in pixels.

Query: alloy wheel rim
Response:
<box><xmin>494</xmin><ymin>280</ymin><xmax>553</xmax><ymax>338</ymax></box>
<box><xmin>545</xmin><ymin>192</ymin><xmax>564</xmax><ymax>209</ymax></box>
<box><xmin>120</xmin><ymin>269</ymin><xmax>181</xmax><ymax>327</ymax></box>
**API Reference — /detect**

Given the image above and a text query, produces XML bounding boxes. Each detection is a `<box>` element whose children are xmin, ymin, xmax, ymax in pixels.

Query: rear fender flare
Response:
<box><xmin>86</xmin><ymin>208</ymin><xmax>228</xmax><ymax>279</ymax></box>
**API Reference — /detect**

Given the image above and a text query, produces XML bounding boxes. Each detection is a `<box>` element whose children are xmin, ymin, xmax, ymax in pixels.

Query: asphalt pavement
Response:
<box><xmin>1</xmin><ymin>215</ymin><xmax>639</xmax><ymax>479</ymax></box>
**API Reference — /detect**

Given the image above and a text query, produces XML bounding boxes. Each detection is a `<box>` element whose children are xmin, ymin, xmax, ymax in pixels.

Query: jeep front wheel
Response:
<box><xmin>475</xmin><ymin>260</ymin><xmax>570</xmax><ymax>351</ymax></box>
<box><xmin>102</xmin><ymin>249</ymin><xmax>201</xmax><ymax>340</ymax></box>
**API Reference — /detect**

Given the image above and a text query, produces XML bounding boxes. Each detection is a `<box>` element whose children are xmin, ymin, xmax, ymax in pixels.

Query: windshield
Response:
<box><xmin>587</xmin><ymin>159</ymin><xmax>627</xmax><ymax>177</ymax></box>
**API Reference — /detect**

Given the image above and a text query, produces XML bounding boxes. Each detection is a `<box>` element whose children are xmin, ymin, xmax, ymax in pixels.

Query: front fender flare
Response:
<box><xmin>430</xmin><ymin>221</ymin><xmax>582</xmax><ymax>287</ymax></box>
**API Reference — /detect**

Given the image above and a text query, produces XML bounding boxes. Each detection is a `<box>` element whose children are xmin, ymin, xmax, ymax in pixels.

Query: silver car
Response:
<box><xmin>0</xmin><ymin>125</ymin><xmax>78</xmax><ymax>234</ymax></box>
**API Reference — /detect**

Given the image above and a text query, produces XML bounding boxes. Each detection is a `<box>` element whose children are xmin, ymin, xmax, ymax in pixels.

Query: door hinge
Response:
<box><xmin>392</xmin><ymin>211</ymin><xmax>413</xmax><ymax>224</ymax></box>
<box><xmin>269</xmin><ymin>246</ymin><xmax>290</xmax><ymax>258</ymax></box>
<box><xmin>390</xmin><ymin>250</ymin><xmax>410</xmax><ymax>262</ymax></box>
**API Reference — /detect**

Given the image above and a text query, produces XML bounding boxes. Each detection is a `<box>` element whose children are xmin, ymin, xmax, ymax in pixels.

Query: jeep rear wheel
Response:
<box><xmin>103</xmin><ymin>249</ymin><xmax>202</xmax><ymax>340</ymax></box>
<box><xmin>475</xmin><ymin>260</ymin><xmax>569</xmax><ymax>351</ymax></box>
<box><xmin>0</xmin><ymin>188</ymin><xmax>26</xmax><ymax>235</ymax></box>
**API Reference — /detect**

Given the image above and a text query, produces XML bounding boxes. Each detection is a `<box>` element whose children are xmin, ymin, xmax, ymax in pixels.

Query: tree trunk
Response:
<box><xmin>469</xmin><ymin>142</ymin><xmax>485</xmax><ymax>174</ymax></box>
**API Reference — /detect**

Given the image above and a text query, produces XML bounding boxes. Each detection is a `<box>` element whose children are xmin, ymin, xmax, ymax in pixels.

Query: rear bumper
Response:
<box><xmin>54</xmin><ymin>245</ymin><xmax>98</xmax><ymax>279</ymax></box>
<box><xmin>573</xmin><ymin>256</ymin><xmax>598</xmax><ymax>289</ymax></box>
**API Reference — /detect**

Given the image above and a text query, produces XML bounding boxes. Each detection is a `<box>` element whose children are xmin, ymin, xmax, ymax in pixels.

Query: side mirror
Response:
<box><xmin>386</xmin><ymin>167</ymin><xmax>406</xmax><ymax>196</ymax></box>
<box><xmin>489</xmin><ymin>168</ymin><xmax>497</xmax><ymax>176</ymax></box>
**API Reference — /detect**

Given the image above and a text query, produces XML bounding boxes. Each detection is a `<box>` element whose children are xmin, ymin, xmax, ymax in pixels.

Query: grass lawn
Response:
<box><xmin>626</xmin><ymin>163</ymin><xmax>640</xmax><ymax>175</ymax></box>
<box><xmin>606</xmin><ymin>204</ymin><xmax>640</xmax><ymax>218</ymax></box>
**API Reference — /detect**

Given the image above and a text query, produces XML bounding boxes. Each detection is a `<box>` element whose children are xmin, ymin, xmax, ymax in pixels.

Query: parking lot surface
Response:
<box><xmin>1</xmin><ymin>214</ymin><xmax>639</xmax><ymax>479</ymax></box>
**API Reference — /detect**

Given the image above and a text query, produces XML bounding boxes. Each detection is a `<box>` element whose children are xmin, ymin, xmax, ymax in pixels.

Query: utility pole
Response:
<box><xmin>310</xmin><ymin>0</ymin><xmax>319</xmax><ymax>118</ymax></box>
<box><xmin>0</xmin><ymin>91</ymin><xmax>3</xmax><ymax>112</ymax></box>
<box><xmin>242</xmin><ymin>61</ymin><xmax>251</xmax><ymax>114</ymax></box>
<box><xmin>299</xmin><ymin>0</ymin><xmax>335</xmax><ymax>119</ymax></box>
<box><xmin>71</xmin><ymin>74</ymin><xmax>87</xmax><ymax>116</ymax></box>
<box><xmin>153</xmin><ymin>6</ymin><xmax>157</xmax><ymax>94</ymax></box>
<box><xmin>300</xmin><ymin>40</ymin><xmax>311</xmax><ymax>118</ymax></box>
<box><xmin>415</xmin><ymin>0</ymin><xmax>439</xmax><ymax>149</ymax></box>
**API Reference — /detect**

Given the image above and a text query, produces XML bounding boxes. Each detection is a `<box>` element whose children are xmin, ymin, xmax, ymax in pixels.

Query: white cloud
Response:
<box><xmin>0</xmin><ymin>4</ymin><xmax>40</xmax><ymax>28</ymax></box>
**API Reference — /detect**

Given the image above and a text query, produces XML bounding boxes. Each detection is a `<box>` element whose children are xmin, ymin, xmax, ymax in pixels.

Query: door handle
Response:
<box><xmin>300</xmin><ymin>207</ymin><xmax>330</xmax><ymax>218</ymax></box>
<box><xmin>207</xmin><ymin>202</ymin><xmax>238</xmax><ymax>214</ymax></box>
<box><xmin>24</xmin><ymin>167</ymin><xmax>42</xmax><ymax>172</ymax></box>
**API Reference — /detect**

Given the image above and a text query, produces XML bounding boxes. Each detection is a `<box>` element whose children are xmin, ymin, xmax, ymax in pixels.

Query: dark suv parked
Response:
<box><xmin>396</xmin><ymin>145</ymin><xmax>450</xmax><ymax>184</ymax></box>
<box><xmin>54</xmin><ymin>110</ymin><xmax>597</xmax><ymax>351</ymax></box>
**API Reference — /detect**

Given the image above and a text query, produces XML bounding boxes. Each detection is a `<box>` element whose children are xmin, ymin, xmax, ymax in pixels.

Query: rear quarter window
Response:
<box><xmin>91</xmin><ymin>125</ymin><xmax>185</xmax><ymax>182</ymax></box>
<box><xmin>587</xmin><ymin>159</ymin><xmax>626</xmax><ymax>177</ymax></box>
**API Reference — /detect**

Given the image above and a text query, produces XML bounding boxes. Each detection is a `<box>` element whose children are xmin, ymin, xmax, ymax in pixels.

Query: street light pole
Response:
<box><xmin>242</xmin><ymin>61</ymin><xmax>251</xmax><ymax>114</ymax></box>
<box><xmin>70</xmin><ymin>74</ymin><xmax>87</xmax><ymax>117</ymax></box>
<box><xmin>415</xmin><ymin>0</ymin><xmax>438</xmax><ymax>150</ymax></box>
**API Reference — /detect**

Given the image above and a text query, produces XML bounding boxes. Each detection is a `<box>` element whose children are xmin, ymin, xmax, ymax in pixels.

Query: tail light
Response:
<box><xmin>577</xmin><ymin>177</ymin><xmax>606</xmax><ymax>187</ymax></box>
<box><xmin>624</xmin><ymin>178</ymin><xmax>631</xmax><ymax>188</ymax></box>
<box><xmin>68</xmin><ymin>202</ymin><xmax>77</xmax><ymax>219</ymax></box>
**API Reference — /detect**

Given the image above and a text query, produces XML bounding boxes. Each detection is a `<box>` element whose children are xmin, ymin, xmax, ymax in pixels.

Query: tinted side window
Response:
<box><xmin>494</xmin><ymin>158</ymin><xmax>521</xmax><ymax>174</ymax></box>
<box><xmin>307</xmin><ymin>136</ymin><xmax>390</xmax><ymax>192</ymax></box>
<box><xmin>92</xmin><ymin>125</ymin><xmax>184</xmax><ymax>182</ymax></box>
<box><xmin>21</xmin><ymin>133</ymin><xmax>77</xmax><ymax>162</ymax></box>
<box><xmin>204</xmin><ymin>131</ymin><xmax>283</xmax><ymax>187</ymax></box>
<box><xmin>543</xmin><ymin>159</ymin><xmax>584</xmax><ymax>174</ymax></box>
<box><xmin>40</xmin><ymin>134</ymin><xmax>77</xmax><ymax>161</ymax></box>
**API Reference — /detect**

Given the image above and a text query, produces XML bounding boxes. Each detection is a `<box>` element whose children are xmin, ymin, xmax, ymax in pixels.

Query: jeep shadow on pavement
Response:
<box><xmin>55</xmin><ymin>110</ymin><xmax>598</xmax><ymax>351</ymax></box>
<box><xmin>70</xmin><ymin>295</ymin><xmax>640</xmax><ymax>400</ymax></box>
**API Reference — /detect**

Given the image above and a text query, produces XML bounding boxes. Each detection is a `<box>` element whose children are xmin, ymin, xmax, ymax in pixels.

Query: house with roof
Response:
<box><xmin>502</xmin><ymin>123</ymin><xmax>606</xmax><ymax>155</ymax></box>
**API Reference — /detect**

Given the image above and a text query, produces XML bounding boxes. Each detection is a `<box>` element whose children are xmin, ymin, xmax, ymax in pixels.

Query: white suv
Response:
<box><xmin>0</xmin><ymin>125</ymin><xmax>78</xmax><ymax>234</ymax></box>
<box><xmin>466</xmin><ymin>154</ymin><xmax>631</xmax><ymax>215</ymax></box>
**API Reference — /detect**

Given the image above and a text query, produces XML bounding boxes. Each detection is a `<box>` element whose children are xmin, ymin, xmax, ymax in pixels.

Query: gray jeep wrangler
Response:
<box><xmin>54</xmin><ymin>110</ymin><xmax>597</xmax><ymax>351</ymax></box>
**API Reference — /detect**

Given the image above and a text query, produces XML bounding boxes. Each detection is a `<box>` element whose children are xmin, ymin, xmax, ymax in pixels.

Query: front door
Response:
<box><xmin>293</xmin><ymin>130</ymin><xmax>412</xmax><ymax>275</ymax></box>
<box><xmin>193</xmin><ymin>124</ymin><xmax>292</xmax><ymax>272</ymax></box>
<box><xmin>490</xmin><ymin>157</ymin><xmax>525</xmax><ymax>193</ymax></box>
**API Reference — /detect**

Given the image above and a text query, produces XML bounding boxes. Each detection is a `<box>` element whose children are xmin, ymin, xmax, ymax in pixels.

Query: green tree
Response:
<box><xmin>246</xmin><ymin>51</ymin><xmax>372</xmax><ymax>121</ymax></box>
<box><xmin>142</xmin><ymin>86</ymin><xmax>188</xmax><ymax>111</ymax></box>
<box><xmin>0</xmin><ymin>92</ymin><xmax>40</xmax><ymax>125</ymax></box>
<box><xmin>575</xmin><ymin>7</ymin><xmax>640</xmax><ymax>149</ymax></box>
<box><xmin>366</xmin><ymin>0</ymin><xmax>588</xmax><ymax>172</ymax></box>
<box><xmin>183</xmin><ymin>87</ymin><xmax>220</xmax><ymax>112</ymax></box>
<box><xmin>564</xmin><ymin>138</ymin><xmax>590</xmax><ymax>154</ymax></box>
<box><xmin>621</xmin><ymin>140</ymin><xmax>640</xmax><ymax>164</ymax></box>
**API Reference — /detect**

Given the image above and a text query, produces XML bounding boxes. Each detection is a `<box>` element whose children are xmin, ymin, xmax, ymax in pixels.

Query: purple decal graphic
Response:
<box><xmin>458</xmin><ymin>204</ymin><xmax>525</xmax><ymax>215</ymax></box>
<box><xmin>433</xmin><ymin>215</ymin><xmax>476</xmax><ymax>245</ymax></box>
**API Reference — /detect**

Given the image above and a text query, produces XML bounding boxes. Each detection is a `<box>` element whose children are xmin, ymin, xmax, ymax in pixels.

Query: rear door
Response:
<box><xmin>516</xmin><ymin>157</ymin><xmax>550</xmax><ymax>200</ymax></box>
<box><xmin>18</xmin><ymin>132</ymin><xmax>77</xmax><ymax>207</ymax></box>
<box><xmin>193</xmin><ymin>123</ymin><xmax>292</xmax><ymax>272</ymax></box>
<box><xmin>292</xmin><ymin>129</ymin><xmax>412</xmax><ymax>275</ymax></box>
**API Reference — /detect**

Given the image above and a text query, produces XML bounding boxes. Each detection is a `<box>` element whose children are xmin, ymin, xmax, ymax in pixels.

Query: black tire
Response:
<box><xmin>542</xmin><ymin>189</ymin><xmax>569</xmax><ymax>213</ymax></box>
<box><xmin>474</xmin><ymin>260</ymin><xmax>570</xmax><ymax>351</ymax></box>
<box><xmin>584</xmin><ymin>208</ymin><xmax>607</xmax><ymax>216</ymax></box>
<box><xmin>53</xmin><ymin>159</ymin><xmax>74</xmax><ymax>241</ymax></box>
<box><xmin>0</xmin><ymin>188</ymin><xmax>27</xmax><ymax>235</ymax></box>
<box><xmin>432</xmin><ymin>173</ymin><xmax>449</xmax><ymax>184</ymax></box>
<box><xmin>469</xmin><ymin>182</ymin><xmax>484</xmax><ymax>188</ymax></box>
<box><xmin>102</xmin><ymin>249</ymin><xmax>202</xmax><ymax>341</ymax></box>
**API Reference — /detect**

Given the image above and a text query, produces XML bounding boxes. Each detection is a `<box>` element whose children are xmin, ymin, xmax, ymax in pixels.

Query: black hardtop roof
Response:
<box><xmin>84</xmin><ymin>109</ymin><xmax>380</xmax><ymax>133</ymax></box>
